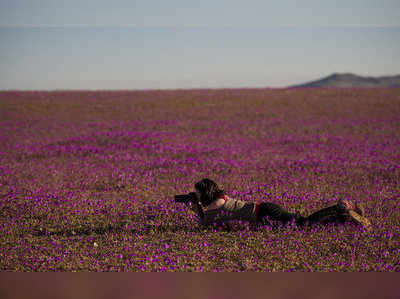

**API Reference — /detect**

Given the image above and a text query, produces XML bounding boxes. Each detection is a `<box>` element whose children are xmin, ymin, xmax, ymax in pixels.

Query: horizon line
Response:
<box><xmin>1</xmin><ymin>24</ymin><xmax>400</xmax><ymax>29</ymax></box>
<box><xmin>1</xmin><ymin>72</ymin><xmax>400</xmax><ymax>92</ymax></box>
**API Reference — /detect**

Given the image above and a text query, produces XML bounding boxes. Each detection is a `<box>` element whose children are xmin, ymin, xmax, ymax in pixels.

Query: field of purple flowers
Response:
<box><xmin>1</xmin><ymin>88</ymin><xmax>399</xmax><ymax>271</ymax></box>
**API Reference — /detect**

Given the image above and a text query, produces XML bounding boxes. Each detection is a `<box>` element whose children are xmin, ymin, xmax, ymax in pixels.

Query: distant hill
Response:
<box><xmin>289</xmin><ymin>73</ymin><xmax>400</xmax><ymax>88</ymax></box>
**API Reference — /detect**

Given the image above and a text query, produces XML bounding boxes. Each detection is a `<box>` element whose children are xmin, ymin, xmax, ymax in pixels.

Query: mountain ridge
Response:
<box><xmin>289</xmin><ymin>73</ymin><xmax>400</xmax><ymax>88</ymax></box>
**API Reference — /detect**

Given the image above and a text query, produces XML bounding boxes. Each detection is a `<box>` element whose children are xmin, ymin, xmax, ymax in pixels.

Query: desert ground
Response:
<box><xmin>0</xmin><ymin>88</ymin><xmax>399</xmax><ymax>271</ymax></box>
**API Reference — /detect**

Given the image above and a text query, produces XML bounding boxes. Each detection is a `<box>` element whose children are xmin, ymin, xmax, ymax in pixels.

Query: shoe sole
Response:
<box><xmin>354</xmin><ymin>202</ymin><xmax>365</xmax><ymax>216</ymax></box>
<box><xmin>349</xmin><ymin>210</ymin><xmax>372</xmax><ymax>231</ymax></box>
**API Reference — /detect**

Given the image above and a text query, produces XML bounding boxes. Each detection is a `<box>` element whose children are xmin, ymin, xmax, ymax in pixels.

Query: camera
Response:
<box><xmin>175</xmin><ymin>192</ymin><xmax>204</xmax><ymax>219</ymax></box>
<box><xmin>174</xmin><ymin>192</ymin><xmax>197</xmax><ymax>203</ymax></box>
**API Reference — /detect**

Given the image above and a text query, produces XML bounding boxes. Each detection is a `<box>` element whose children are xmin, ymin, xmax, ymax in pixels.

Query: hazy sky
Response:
<box><xmin>1</xmin><ymin>0</ymin><xmax>399</xmax><ymax>89</ymax></box>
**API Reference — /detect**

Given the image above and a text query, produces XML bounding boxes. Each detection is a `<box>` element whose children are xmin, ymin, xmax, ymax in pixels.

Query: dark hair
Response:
<box><xmin>194</xmin><ymin>178</ymin><xmax>225</xmax><ymax>207</ymax></box>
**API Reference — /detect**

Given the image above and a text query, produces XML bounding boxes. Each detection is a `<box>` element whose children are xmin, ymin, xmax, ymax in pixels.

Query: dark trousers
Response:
<box><xmin>256</xmin><ymin>202</ymin><xmax>347</xmax><ymax>227</ymax></box>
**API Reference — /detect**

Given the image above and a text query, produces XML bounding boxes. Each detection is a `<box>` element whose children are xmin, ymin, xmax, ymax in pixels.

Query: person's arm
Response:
<box><xmin>186</xmin><ymin>199</ymin><xmax>205</xmax><ymax>221</ymax></box>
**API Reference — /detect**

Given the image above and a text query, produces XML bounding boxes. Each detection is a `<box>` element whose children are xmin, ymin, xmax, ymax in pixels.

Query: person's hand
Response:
<box><xmin>192</xmin><ymin>199</ymin><xmax>202</xmax><ymax>208</ymax></box>
<box><xmin>186</xmin><ymin>200</ymin><xmax>197</xmax><ymax>210</ymax></box>
<box><xmin>185</xmin><ymin>197</ymin><xmax>198</xmax><ymax>208</ymax></box>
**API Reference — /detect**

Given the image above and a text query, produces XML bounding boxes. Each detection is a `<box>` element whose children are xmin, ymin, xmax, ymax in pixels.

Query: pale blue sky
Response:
<box><xmin>2</xmin><ymin>0</ymin><xmax>400</xmax><ymax>27</ymax></box>
<box><xmin>0</xmin><ymin>0</ymin><xmax>399</xmax><ymax>89</ymax></box>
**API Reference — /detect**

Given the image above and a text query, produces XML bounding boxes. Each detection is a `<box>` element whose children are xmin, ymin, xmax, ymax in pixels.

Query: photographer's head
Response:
<box><xmin>194</xmin><ymin>178</ymin><xmax>225</xmax><ymax>207</ymax></box>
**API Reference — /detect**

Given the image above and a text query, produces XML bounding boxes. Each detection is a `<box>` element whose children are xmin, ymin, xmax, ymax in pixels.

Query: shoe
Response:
<box><xmin>337</xmin><ymin>198</ymin><xmax>355</xmax><ymax>212</ymax></box>
<box><xmin>338</xmin><ymin>199</ymin><xmax>371</xmax><ymax>231</ymax></box>
<box><xmin>338</xmin><ymin>198</ymin><xmax>365</xmax><ymax>216</ymax></box>
<box><xmin>348</xmin><ymin>210</ymin><xmax>372</xmax><ymax>232</ymax></box>
<box><xmin>354</xmin><ymin>202</ymin><xmax>365</xmax><ymax>216</ymax></box>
